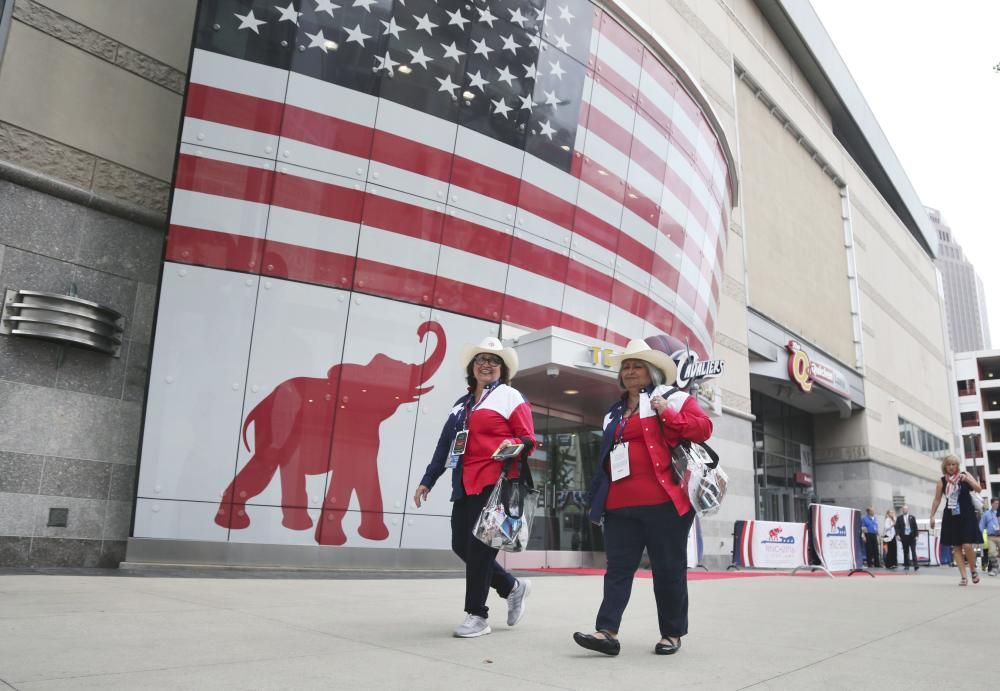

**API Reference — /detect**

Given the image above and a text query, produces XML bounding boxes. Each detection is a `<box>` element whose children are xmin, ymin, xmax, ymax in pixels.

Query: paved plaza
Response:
<box><xmin>0</xmin><ymin>566</ymin><xmax>994</xmax><ymax>690</ymax></box>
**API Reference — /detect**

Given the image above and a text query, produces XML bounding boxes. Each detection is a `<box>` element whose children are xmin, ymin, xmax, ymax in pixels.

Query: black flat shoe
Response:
<box><xmin>654</xmin><ymin>637</ymin><xmax>682</xmax><ymax>655</ymax></box>
<box><xmin>573</xmin><ymin>631</ymin><xmax>620</xmax><ymax>656</ymax></box>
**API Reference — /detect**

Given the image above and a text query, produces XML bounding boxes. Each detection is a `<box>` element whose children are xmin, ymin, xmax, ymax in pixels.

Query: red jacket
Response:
<box><xmin>589</xmin><ymin>385</ymin><xmax>713</xmax><ymax>523</ymax></box>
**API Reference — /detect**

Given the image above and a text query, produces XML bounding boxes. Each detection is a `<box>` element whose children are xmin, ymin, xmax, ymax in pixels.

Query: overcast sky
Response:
<box><xmin>810</xmin><ymin>0</ymin><xmax>1000</xmax><ymax>349</ymax></box>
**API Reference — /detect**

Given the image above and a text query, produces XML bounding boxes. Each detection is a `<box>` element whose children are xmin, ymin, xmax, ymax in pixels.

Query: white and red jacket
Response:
<box><xmin>421</xmin><ymin>382</ymin><xmax>536</xmax><ymax>499</ymax></box>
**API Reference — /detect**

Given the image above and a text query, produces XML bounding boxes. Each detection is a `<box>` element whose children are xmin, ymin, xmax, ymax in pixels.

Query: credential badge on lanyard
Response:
<box><xmin>446</xmin><ymin>384</ymin><xmax>498</xmax><ymax>469</ymax></box>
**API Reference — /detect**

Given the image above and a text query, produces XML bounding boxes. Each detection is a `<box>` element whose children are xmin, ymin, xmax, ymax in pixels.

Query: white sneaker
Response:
<box><xmin>506</xmin><ymin>578</ymin><xmax>532</xmax><ymax>626</ymax></box>
<box><xmin>454</xmin><ymin>614</ymin><xmax>491</xmax><ymax>638</ymax></box>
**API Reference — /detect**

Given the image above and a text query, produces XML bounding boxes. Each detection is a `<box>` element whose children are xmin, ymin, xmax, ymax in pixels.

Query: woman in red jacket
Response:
<box><xmin>573</xmin><ymin>338</ymin><xmax>713</xmax><ymax>656</ymax></box>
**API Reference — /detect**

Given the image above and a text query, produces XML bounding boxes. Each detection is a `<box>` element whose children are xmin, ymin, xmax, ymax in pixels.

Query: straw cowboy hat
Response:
<box><xmin>608</xmin><ymin>338</ymin><xmax>678</xmax><ymax>384</ymax></box>
<box><xmin>460</xmin><ymin>336</ymin><xmax>519</xmax><ymax>380</ymax></box>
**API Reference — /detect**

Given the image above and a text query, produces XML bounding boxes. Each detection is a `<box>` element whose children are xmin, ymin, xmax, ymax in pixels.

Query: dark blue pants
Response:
<box><xmin>597</xmin><ymin>501</ymin><xmax>694</xmax><ymax>638</ymax></box>
<box><xmin>452</xmin><ymin>488</ymin><xmax>516</xmax><ymax>619</ymax></box>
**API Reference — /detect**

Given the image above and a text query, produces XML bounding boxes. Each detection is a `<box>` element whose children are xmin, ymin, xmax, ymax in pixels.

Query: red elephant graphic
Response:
<box><xmin>768</xmin><ymin>527</ymin><xmax>782</xmax><ymax>540</ymax></box>
<box><xmin>215</xmin><ymin>321</ymin><xmax>446</xmax><ymax>545</ymax></box>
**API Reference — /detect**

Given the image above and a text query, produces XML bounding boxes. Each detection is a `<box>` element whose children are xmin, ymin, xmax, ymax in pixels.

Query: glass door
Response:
<box><xmin>530</xmin><ymin>409</ymin><xmax>605</xmax><ymax>563</ymax></box>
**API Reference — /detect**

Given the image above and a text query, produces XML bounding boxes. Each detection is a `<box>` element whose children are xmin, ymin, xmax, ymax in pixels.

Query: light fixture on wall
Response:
<box><xmin>1</xmin><ymin>289</ymin><xmax>125</xmax><ymax>357</ymax></box>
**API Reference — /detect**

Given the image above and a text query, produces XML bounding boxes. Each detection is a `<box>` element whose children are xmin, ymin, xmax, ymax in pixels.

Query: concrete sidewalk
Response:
<box><xmin>0</xmin><ymin>567</ymin><xmax>995</xmax><ymax>690</ymax></box>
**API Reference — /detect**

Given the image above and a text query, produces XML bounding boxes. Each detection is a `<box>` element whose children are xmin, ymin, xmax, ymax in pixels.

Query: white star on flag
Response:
<box><xmin>538</xmin><ymin>120</ymin><xmax>556</xmax><ymax>138</ymax></box>
<box><xmin>306</xmin><ymin>29</ymin><xmax>333</xmax><ymax>52</ymax></box>
<box><xmin>523</xmin><ymin>62</ymin><xmax>537</xmax><ymax>80</ymax></box>
<box><xmin>534</xmin><ymin>7</ymin><xmax>545</xmax><ymax>20</ymax></box>
<box><xmin>314</xmin><ymin>0</ymin><xmax>339</xmax><ymax>17</ymax></box>
<box><xmin>529</xmin><ymin>33</ymin><xmax>542</xmax><ymax>48</ymax></box>
<box><xmin>413</xmin><ymin>13</ymin><xmax>437</xmax><ymax>35</ymax></box>
<box><xmin>440</xmin><ymin>41</ymin><xmax>465</xmax><ymax>63</ymax></box>
<box><xmin>436</xmin><ymin>74</ymin><xmax>460</xmax><ymax>96</ymax></box>
<box><xmin>352</xmin><ymin>0</ymin><xmax>377</xmax><ymax>11</ymax></box>
<box><xmin>275</xmin><ymin>3</ymin><xmax>301</xmax><ymax>24</ymax></box>
<box><xmin>467</xmin><ymin>70</ymin><xmax>490</xmax><ymax>91</ymax></box>
<box><xmin>553</xmin><ymin>34</ymin><xmax>571</xmax><ymax>51</ymax></box>
<box><xmin>549</xmin><ymin>60</ymin><xmax>566</xmax><ymax>79</ymax></box>
<box><xmin>471</xmin><ymin>37</ymin><xmax>493</xmax><ymax>58</ymax></box>
<box><xmin>491</xmin><ymin>98</ymin><xmax>512</xmax><ymax>118</ymax></box>
<box><xmin>344</xmin><ymin>24</ymin><xmax>371</xmax><ymax>46</ymax></box>
<box><xmin>559</xmin><ymin>5</ymin><xmax>575</xmax><ymax>22</ymax></box>
<box><xmin>518</xmin><ymin>94</ymin><xmax>535</xmax><ymax>111</ymax></box>
<box><xmin>445</xmin><ymin>8</ymin><xmax>469</xmax><ymax>29</ymax></box>
<box><xmin>508</xmin><ymin>7</ymin><xmax>528</xmax><ymax>27</ymax></box>
<box><xmin>477</xmin><ymin>7</ymin><xmax>498</xmax><ymax>27</ymax></box>
<box><xmin>544</xmin><ymin>90</ymin><xmax>560</xmax><ymax>107</ymax></box>
<box><xmin>500</xmin><ymin>34</ymin><xmax>521</xmax><ymax>54</ymax></box>
<box><xmin>234</xmin><ymin>10</ymin><xmax>267</xmax><ymax>33</ymax></box>
<box><xmin>407</xmin><ymin>46</ymin><xmax>433</xmax><ymax>69</ymax></box>
<box><xmin>379</xmin><ymin>16</ymin><xmax>405</xmax><ymax>39</ymax></box>
<box><xmin>496</xmin><ymin>65</ymin><xmax>516</xmax><ymax>86</ymax></box>
<box><xmin>374</xmin><ymin>50</ymin><xmax>399</xmax><ymax>74</ymax></box>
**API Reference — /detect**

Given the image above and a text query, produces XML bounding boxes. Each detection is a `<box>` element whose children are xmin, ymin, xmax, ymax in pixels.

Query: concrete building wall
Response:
<box><xmin>0</xmin><ymin>0</ymin><xmax>194</xmax><ymax>566</ymax></box>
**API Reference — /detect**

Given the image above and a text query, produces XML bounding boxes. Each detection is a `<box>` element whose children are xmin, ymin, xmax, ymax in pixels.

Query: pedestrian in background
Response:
<box><xmin>896</xmin><ymin>506</ymin><xmax>919</xmax><ymax>571</ymax></box>
<box><xmin>861</xmin><ymin>507</ymin><xmax>880</xmax><ymax>568</ymax></box>
<box><xmin>980</xmin><ymin>497</ymin><xmax>1000</xmax><ymax>576</ymax></box>
<box><xmin>882</xmin><ymin>509</ymin><xmax>897</xmax><ymax>569</ymax></box>
<box><xmin>929</xmin><ymin>454</ymin><xmax>984</xmax><ymax>586</ymax></box>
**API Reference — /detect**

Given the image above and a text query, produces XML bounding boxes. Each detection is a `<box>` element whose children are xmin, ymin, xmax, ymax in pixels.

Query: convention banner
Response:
<box><xmin>687</xmin><ymin>516</ymin><xmax>704</xmax><ymax>568</ymax></box>
<box><xmin>810</xmin><ymin>503</ymin><xmax>864</xmax><ymax>571</ymax></box>
<box><xmin>731</xmin><ymin>520</ymin><xmax>809</xmax><ymax>569</ymax></box>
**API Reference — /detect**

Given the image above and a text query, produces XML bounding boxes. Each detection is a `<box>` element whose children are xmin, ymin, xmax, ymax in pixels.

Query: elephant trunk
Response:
<box><xmin>414</xmin><ymin>321</ymin><xmax>446</xmax><ymax>394</ymax></box>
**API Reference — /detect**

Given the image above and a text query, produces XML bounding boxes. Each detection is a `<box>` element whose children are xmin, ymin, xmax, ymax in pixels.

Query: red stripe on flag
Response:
<box><xmin>166</xmin><ymin>224</ymin><xmax>263</xmax><ymax>273</ymax></box>
<box><xmin>362</xmin><ymin>194</ymin><xmax>444</xmax><ymax>242</ymax></box>
<box><xmin>354</xmin><ymin>258</ymin><xmax>436</xmax><ymax>305</ymax></box>
<box><xmin>174</xmin><ymin>154</ymin><xmax>274</xmax><ymax>204</ymax></box>
<box><xmin>280</xmin><ymin>104</ymin><xmax>375</xmax><ymax>161</ymax></box>
<box><xmin>271</xmin><ymin>173</ymin><xmax>365</xmax><ymax>223</ymax></box>
<box><xmin>502</xmin><ymin>294</ymin><xmax>565</xmax><ymax>330</ymax></box>
<box><xmin>432</xmin><ymin>277</ymin><xmax>506</xmax><ymax>322</ymax></box>
<box><xmin>440</xmin><ymin>214</ymin><xmax>513</xmax><ymax>259</ymax></box>
<box><xmin>261</xmin><ymin>240</ymin><xmax>356</xmax><ymax>289</ymax></box>
<box><xmin>185</xmin><ymin>83</ymin><xmax>283</xmax><ymax>136</ymax></box>
<box><xmin>370</xmin><ymin>129</ymin><xmax>454</xmax><ymax>182</ymax></box>
<box><xmin>517</xmin><ymin>181</ymin><xmax>577</xmax><ymax>230</ymax></box>
<box><xmin>450</xmin><ymin>155</ymin><xmax>521</xmax><ymax>206</ymax></box>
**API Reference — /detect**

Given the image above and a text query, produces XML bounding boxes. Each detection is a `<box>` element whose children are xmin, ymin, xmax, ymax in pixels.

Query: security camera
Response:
<box><xmin>546</xmin><ymin>366</ymin><xmax>560</xmax><ymax>378</ymax></box>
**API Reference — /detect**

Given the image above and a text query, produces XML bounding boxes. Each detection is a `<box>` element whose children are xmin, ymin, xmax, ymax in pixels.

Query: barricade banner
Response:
<box><xmin>687</xmin><ymin>516</ymin><xmax>703</xmax><ymax>567</ymax></box>
<box><xmin>731</xmin><ymin>519</ymin><xmax>809</xmax><ymax>568</ymax></box>
<box><xmin>810</xmin><ymin>503</ymin><xmax>864</xmax><ymax>571</ymax></box>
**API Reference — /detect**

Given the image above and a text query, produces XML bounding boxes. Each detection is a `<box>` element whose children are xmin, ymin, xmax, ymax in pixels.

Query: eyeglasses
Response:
<box><xmin>473</xmin><ymin>354</ymin><xmax>503</xmax><ymax>367</ymax></box>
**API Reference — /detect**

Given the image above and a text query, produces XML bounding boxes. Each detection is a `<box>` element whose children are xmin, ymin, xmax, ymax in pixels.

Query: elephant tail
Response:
<box><xmin>242</xmin><ymin>401</ymin><xmax>260</xmax><ymax>452</ymax></box>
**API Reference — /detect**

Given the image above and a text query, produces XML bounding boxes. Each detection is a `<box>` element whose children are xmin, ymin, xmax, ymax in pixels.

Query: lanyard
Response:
<box><xmin>613</xmin><ymin>402</ymin><xmax>638</xmax><ymax>447</ymax></box>
<box><xmin>459</xmin><ymin>381</ymin><xmax>499</xmax><ymax>432</ymax></box>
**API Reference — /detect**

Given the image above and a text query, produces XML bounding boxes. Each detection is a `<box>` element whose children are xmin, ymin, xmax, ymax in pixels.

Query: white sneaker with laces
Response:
<box><xmin>506</xmin><ymin>578</ymin><xmax>532</xmax><ymax>626</ymax></box>
<box><xmin>454</xmin><ymin>614</ymin><xmax>491</xmax><ymax>638</ymax></box>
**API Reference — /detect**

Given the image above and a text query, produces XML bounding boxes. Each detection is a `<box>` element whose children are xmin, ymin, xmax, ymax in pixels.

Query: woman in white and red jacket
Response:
<box><xmin>574</xmin><ymin>338</ymin><xmax>712</xmax><ymax>657</ymax></box>
<box><xmin>413</xmin><ymin>337</ymin><xmax>536</xmax><ymax>639</ymax></box>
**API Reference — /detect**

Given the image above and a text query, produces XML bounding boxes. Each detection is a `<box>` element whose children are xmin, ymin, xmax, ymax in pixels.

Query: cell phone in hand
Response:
<box><xmin>492</xmin><ymin>443</ymin><xmax>525</xmax><ymax>459</ymax></box>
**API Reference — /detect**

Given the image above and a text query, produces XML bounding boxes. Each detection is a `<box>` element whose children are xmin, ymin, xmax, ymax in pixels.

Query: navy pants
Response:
<box><xmin>597</xmin><ymin>501</ymin><xmax>694</xmax><ymax>638</ymax></box>
<box><xmin>451</xmin><ymin>488</ymin><xmax>516</xmax><ymax>619</ymax></box>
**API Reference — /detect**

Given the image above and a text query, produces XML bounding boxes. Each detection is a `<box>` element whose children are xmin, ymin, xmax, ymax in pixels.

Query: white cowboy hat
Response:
<box><xmin>460</xmin><ymin>336</ymin><xmax>519</xmax><ymax>380</ymax></box>
<box><xmin>607</xmin><ymin>338</ymin><xmax>678</xmax><ymax>384</ymax></box>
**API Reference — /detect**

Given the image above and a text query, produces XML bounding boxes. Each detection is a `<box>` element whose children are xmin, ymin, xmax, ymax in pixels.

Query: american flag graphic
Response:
<box><xmin>168</xmin><ymin>0</ymin><xmax>732</xmax><ymax>355</ymax></box>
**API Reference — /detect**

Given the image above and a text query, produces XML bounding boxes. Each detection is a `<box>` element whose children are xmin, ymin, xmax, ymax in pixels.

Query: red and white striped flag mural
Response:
<box><xmin>168</xmin><ymin>0</ymin><xmax>732</xmax><ymax>356</ymax></box>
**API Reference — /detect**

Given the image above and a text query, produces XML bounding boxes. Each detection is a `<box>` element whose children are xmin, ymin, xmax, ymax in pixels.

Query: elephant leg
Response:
<box><xmin>316</xmin><ymin>470</ymin><xmax>348</xmax><ymax>546</ymax></box>
<box><xmin>216</xmin><ymin>451</ymin><xmax>281</xmax><ymax>529</ymax></box>
<box><xmin>279</xmin><ymin>458</ymin><xmax>313</xmax><ymax>530</ymax></box>
<box><xmin>354</xmin><ymin>454</ymin><xmax>389</xmax><ymax>541</ymax></box>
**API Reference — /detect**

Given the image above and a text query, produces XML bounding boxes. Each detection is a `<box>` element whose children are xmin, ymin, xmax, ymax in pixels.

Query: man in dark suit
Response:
<box><xmin>896</xmin><ymin>505</ymin><xmax>919</xmax><ymax>570</ymax></box>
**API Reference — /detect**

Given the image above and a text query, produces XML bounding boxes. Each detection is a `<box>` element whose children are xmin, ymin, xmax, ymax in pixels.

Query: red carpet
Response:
<box><xmin>520</xmin><ymin>567</ymin><xmax>905</xmax><ymax>579</ymax></box>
